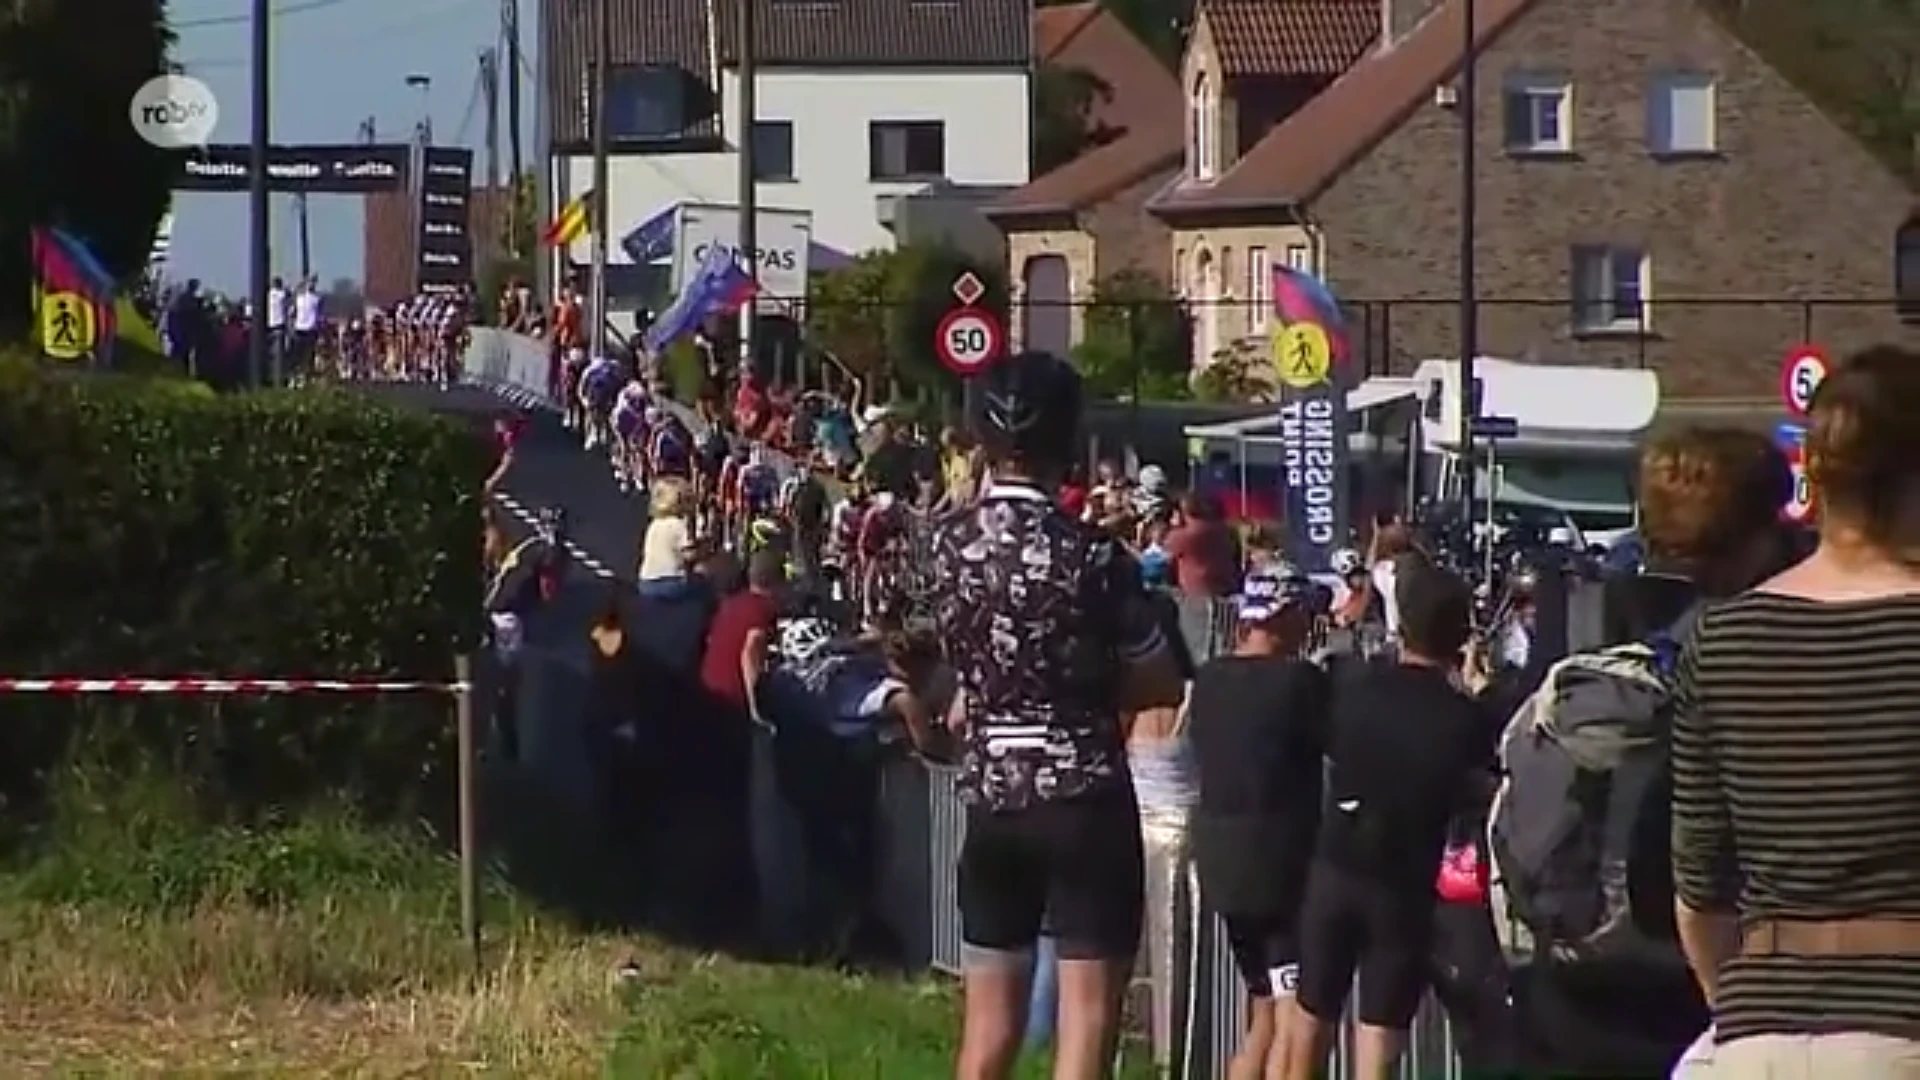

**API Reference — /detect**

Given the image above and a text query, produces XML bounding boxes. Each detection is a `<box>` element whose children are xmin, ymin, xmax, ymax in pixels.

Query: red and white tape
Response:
<box><xmin>0</xmin><ymin>677</ymin><xmax>467</xmax><ymax>694</ymax></box>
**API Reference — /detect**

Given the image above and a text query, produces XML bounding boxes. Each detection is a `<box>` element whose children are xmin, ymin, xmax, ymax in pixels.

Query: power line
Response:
<box><xmin>176</xmin><ymin>0</ymin><xmax>483</xmax><ymax>68</ymax></box>
<box><xmin>175</xmin><ymin>0</ymin><xmax>356</xmax><ymax>30</ymax></box>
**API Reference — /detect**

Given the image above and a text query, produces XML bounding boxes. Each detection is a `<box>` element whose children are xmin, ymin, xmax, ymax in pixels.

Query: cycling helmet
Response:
<box><xmin>1330</xmin><ymin>547</ymin><xmax>1364</xmax><ymax>577</ymax></box>
<box><xmin>979</xmin><ymin>350</ymin><xmax>1081</xmax><ymax>466</ymax></box>
<box><xmin>779</xmin><ymin>617</ymin><xmax>834</xmax><ymax>666</ymax></box>
<box><xmin>1137</xmin><ymin>464</ymin><xmax>1168</xmax><ymax>493</ymax></box>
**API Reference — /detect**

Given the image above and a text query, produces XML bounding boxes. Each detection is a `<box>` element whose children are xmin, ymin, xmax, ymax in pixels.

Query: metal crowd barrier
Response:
<box><xmin>464</xmin><ymin>328</ymin><xmax>1466</xmax><ymax>1076</ymax></box>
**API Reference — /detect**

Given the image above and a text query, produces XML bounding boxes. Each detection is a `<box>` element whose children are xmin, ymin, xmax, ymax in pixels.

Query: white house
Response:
<box><xmin>540</xmin><ymin>0</ymin><xmax>1032</xmax><ymax>305</ymax></box>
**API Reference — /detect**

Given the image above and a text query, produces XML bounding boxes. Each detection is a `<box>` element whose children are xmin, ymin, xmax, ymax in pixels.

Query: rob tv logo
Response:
<box><xmin>129</xmin><ymin>75</ymin><xmax>219</xmax><ymax>148</ymax></box>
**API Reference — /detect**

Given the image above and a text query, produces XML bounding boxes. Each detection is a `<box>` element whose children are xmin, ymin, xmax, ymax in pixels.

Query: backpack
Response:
<box><xmin>1485</xmin><ymin>614</ymin><xmax>1695</xmax><ymax>965</ymax></box>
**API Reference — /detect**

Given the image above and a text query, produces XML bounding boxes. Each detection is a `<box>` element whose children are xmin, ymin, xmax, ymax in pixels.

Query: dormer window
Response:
<box><xmin>1189</xmin><ymin>71</ymin><xmax>1217</xmax><ymax>180</ymax></box>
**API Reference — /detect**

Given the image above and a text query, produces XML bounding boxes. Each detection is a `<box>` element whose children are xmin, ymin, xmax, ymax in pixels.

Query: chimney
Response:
<box><xmin>1380</xmin><ymin>0</ymin><xmax>1441</xmax><ymax>48</ymax></box>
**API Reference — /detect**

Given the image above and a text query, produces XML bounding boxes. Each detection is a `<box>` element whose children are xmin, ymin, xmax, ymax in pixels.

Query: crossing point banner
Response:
<box><xmin>30</xmin><ymin>226</ymin><xmax>117</xmax><ymax>365</ymax></box>
<box><xmin>1269</xmin><ymin>266</ymin><xmax>1352</xmax><ymax>575</ymax></box>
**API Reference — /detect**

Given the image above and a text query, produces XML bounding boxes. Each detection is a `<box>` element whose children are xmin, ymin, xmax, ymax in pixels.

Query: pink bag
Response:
<box><xmin>1437</xmin><ymin>840</ymin><xmax>1488</xmax><ymax>904</ymax></box>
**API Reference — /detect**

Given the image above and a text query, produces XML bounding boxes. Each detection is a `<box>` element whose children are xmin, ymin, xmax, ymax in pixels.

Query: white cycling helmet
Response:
<box><xmin>1136</xmin><ymin>464</ymin><xmax>1168</xmax><ymax>493</ymax></box>
<box><xmin>1330</xmin><ymin>547</ymin><xmax>1364</xmax><ymax>576</ymax></box>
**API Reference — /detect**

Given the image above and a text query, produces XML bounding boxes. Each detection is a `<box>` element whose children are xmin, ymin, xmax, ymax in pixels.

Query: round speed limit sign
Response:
<box><xmin>934</xmin><ymin>307</ymin><xmax>1005</xmax><ymax>375</ymax></box>
<box><xmin>1780</xmin><ymin>345</ymin><xmax>1828</xmax><ymax>416</ymax></box>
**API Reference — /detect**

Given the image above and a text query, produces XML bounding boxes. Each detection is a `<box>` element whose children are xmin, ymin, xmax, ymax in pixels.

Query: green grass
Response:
<box><xmin>0</xmin><ymin>755</ymin><xmax>1158</xmax><ymax>1076</ymax></box>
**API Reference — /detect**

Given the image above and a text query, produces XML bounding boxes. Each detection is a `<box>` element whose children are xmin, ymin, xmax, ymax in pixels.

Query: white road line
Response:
<box><xmin>490</xmin><ymin>490</ymin><xmax>617</xmax><ymax>580</ymax></box>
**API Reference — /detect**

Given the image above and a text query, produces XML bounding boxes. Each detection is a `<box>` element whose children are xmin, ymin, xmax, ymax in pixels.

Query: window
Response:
<box><xmin>751</xmin><ymin>120</ymin><xmax>794</xmax><ymax>181</ymax></box>
<box><xmin>1648</xmin><ymin>73</ymin><xmax>1716</xmax><ymax>154</ymax></box>
<box><xmin>1503</xmin><ymin>75</ymin><xmax>1571</xmax><ymax>153</ymax></box>
<box><xmin>869</xmin><ymin>121</ymin><xmax>945</xmax><ymax>180</ymax></box>
<box><xmin>1248</xmin><ymin>247</ymin><xmax>1271</xmax><ymax>331</ymax></box>
<box><xmin>1190</xmin><ymin>72</ymin><xmax>1216</xmax><ymax>180</ymax></box>
<box><xmin>1571</xmin><ymin>245</ymin><xmax>1650</xmax><ymax>333</ymax></box>
<box><xmin>1284</xmin><ymin>243</ymin><xmax>1312</xmax><ymax>273</ymax></box>
<box><xmin>604</xmin><ymin>65</ymin><xmax>688</xmax><ymax>140</ymax></box>
<box><xmin>1899</xmin><ymin>218</ymin><xmax>1920</xmax><ymax>321</ymax></box>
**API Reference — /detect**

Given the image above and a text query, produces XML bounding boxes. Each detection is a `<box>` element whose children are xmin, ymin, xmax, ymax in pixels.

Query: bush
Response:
<box><xmin>0</xmin><ymin>355</ymin><xmax>488</xmax><ymax>832</ymax></box>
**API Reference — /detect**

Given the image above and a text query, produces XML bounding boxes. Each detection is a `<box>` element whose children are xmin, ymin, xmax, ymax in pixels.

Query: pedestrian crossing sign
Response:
<box><xmin>39</xmin><ymin>290</ymin><xmax>96</xmax><ymax>360</ymax></box>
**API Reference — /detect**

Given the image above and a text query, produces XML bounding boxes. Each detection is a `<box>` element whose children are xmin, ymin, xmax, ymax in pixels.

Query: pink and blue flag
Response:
<box><xmin>1272</xmin><ymin>265</ymin><xmax>1349</xmax><ymax>364</ymax></box>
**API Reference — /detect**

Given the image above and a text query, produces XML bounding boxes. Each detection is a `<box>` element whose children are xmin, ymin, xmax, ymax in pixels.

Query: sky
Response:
<box><xmin>166</xmin><ymin>0</ymin><xmax>537</xmax><ymax>293</ymax></box>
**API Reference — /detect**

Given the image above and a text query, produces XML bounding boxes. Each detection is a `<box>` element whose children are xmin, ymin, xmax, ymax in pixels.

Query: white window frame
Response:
<box><xmin>1647</xmin><ymin>72</ymin><xmax>1716</xmax><ymax>155</ymax></box>
<box><xmin>1284</xmin><ymin>243</ymin><xmax>1312</xmax><ymax>274</ymax></box>
<box><xmin>1571</xmin><ymin>245</ymin><xmax>1651</xmax><ymax>334</ymax></box>
<box><xmin>1248</xmin><ymin>247</ymin><xmax>1271</xmax><ymax>332</ymax></box>
<box><xmin>1503</xmin><ymin>74</ymin><xmax>1572</xmax><ymax>154</ymax></box>
<box><xmin>1191</xmin><ymin>72</ymin><xmax>1216</xmax><ymax>180</ymax></box>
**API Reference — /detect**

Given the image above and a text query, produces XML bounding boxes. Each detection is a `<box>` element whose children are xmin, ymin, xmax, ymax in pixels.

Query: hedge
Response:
<box><xmin>0</xmin><ymin>356</ymin><xmax>488</xmax><ymax>832</ymax></box>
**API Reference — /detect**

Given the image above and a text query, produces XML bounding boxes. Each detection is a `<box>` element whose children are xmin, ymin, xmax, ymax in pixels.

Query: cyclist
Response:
<box><xmin>579</xmin><ymin>352</ymin><xmax>625</xmax><ymax>451</ymax></box>
<box><xmin>611</xmin><ymin>375</ymin><xmax>651</xmax><ymax>494</ymax></box>
<box><xmin>932</xmin><ymin>350</ymin><xmax>1183</xmax><ymax>1080</ymax></box>
<box><xmin>739</xmin><ymin>447</ymin><xmax>781</xmax><ymax>538</ymax></box>
<box><xmin>648</xmin><ymin>402</ymin><xmax>695</xmax><ymax>488</ymax></box>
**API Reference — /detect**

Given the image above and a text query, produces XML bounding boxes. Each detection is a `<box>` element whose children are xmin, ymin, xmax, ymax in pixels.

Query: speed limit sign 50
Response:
<box><xmin>935</xmin><ymin>307</ymin><xmax>1005</xmax><ymax>375</ymax></box>
<box><xmin>1780</xmin><ymin>345</ymin><xmax>1828</xmax><ymax>416</ymax></box>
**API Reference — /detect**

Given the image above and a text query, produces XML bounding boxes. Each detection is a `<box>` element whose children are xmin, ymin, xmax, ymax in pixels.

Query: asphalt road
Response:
<box><xmin>359</xmin><ymin>380</ymin><xmax>647</xmax><ymax>813</ymax></box>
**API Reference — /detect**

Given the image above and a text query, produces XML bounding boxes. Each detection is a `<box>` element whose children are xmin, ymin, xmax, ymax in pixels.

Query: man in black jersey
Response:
<box><xmin>1285</xmin><ymin>561</ymin><xmax>1496</xmax><ymax>1080</ymax></box>
<box><xmin>933</xmin><ymin>350</ymin><xmax>1184</xmax><ymax>1080</ymax></box>
<box><xmin>1188</xmin><ymin>567</ymin><xmax>1331</xmax><ymax>1080</ymax></box>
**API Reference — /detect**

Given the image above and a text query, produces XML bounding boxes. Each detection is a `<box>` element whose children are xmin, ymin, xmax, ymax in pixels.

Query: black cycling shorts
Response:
<box><xmin>957</xmin><ymin>788</ymin><xmax>1143</xmax><ymax>962</ymax></box>
<box><xmin>1221</xmin><ymin>913</ymin><xmax>1300</xmax><ymax>998</ymax></box>
<box><xmin>1294</xmin><ymin>860</ymin><xmax>1434</xmax><ymax>1029</ymax></box>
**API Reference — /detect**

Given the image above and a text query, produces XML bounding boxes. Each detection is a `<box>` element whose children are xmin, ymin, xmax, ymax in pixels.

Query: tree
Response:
<box><xmin>1192</xmin><ymin>339</ymin><xmax>1276</xmax><ymax>403</ymax></box>
<box><xmin>1038</xmin><ymin>0</ymin><xmax>1191</xmax><ymax>68</ymax></box>
<box><xmin>324</xmin><ymin>277</ymin><xmax>365</xmax><ymax>318</ymax></box>
<box><xmin>0</xmin><ymin>0</ymin><xmax>177</xmax><ymax>338</ymax></box>
<box><xmin>1708</xmin><ymin>0</ymin><xmax>1919</xmax><ymax>179</ymax></box>
<box><xmin>1070</xmin><ymin>269</ymin><xmax>1192</xmax><ymax>401</ymax></box>
<box><xmin>1033</xmin><ymin>65</ymin><xmax>1120</xmax><ymax>175</ymax></box>
<box><xmin>806</xmin><ymin>242</ymin><xmax>1010</xmax><ymax>403</ymax></box>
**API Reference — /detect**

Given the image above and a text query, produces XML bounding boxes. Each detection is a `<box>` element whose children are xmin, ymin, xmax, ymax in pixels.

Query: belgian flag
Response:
<box><xmin>543</xmin><ymin>189</ymin><xmax>592</xmax><ymax>247</ymax></box>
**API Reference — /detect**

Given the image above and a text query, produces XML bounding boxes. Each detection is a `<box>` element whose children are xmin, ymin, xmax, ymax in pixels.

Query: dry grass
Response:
<box><xmin>0</xmin><ymin>902</ymin><xmax>633</xmax><ymax>1076</ymax></box>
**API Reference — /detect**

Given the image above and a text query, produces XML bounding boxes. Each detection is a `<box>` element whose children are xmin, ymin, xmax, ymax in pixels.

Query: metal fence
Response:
<box><xmin>808</xmin><ymin>294</ymin><xmax>1918</xmax><ymax>392</ymax></box>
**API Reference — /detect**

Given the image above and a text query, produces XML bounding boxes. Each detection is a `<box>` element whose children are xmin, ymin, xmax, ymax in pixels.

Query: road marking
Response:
<box><xmin>491</xmin><ymin>489</ymin><xmax>617</xmax><ymax>581</ymax></box>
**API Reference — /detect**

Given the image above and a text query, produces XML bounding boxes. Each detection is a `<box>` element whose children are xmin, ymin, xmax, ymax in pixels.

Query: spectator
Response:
<box><xmin>1671</xmin><ymin>345</ymin><xmax>1920</xmax><ymax>1077</ymax></box>
<box><xmin>1285</xmin><ymin>561</ymin><xmax>1495</xmax><ymax>1080</ymax></box>
<box><xmin>639</xmin><ymin>478</ymin><xmax>697</xmax><ymax>594</ymax></box>
<box><xmin>1502</xmin><ymin>426</ymin><xmax>1793</xmax><ymax>1078</ymax></box>
<box><xmin>690</xmin><ymin>550</ymin><xmax>787</xmax><ymax>940</ymax></box>
<box><xmin>1189</xmin><ymin>568</ymin><xmax>1330</xmax><ymax>1080</ymax></box>
<box><xmin>1165</xmin><ymin>491</ymin><xmax>1241</xmax><ymax>598</ymax></box>
<box><xmin>857</xmin><ymin>409</ymin><xmax>918</xmax><ymax>501</ymax></box>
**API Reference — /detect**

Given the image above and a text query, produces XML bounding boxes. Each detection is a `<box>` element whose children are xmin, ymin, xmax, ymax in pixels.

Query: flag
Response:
<box><xmin>32</xmin><ymin>226</ymin><xmax>117</xmax><ymax>362</ymax></box>
<box><xmin>1272</xmin><ymin>266</ymin><xmax>1350</xmax><ymax>365</ymax></box>
<box><xmin>543</xmin><ymin>190</ymin><xmax>592</xmax><ymax>247</ymax></box>
<box><xmin>642</xmin><ymin>246</ymin><xmax>756</xmax><ymax>355</ymax></box>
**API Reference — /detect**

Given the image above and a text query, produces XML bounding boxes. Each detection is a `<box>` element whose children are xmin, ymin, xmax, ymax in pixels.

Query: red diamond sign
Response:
<box><xmin>951</xmin><ymin>272</ymin><xmax>985</xmax><ymax>306</ymax></box>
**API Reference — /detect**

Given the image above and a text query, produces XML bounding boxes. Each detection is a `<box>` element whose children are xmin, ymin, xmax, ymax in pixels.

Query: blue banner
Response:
<box><xmin>1270</xmin><ymin>268</ymin><xmax>1352</xmax><ymax>574</ymax></box>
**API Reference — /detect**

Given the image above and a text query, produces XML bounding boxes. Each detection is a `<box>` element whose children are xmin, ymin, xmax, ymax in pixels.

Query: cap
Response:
<box><xmin>1236</xmin><ymin>567</ymin><xmax>1310</xmax><ymax>623</ymax></box>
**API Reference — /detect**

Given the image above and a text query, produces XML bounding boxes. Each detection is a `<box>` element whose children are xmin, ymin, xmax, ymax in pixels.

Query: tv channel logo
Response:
<box><xmin>129</xmin><ymin>75</ymin><xmax>218</xmax><ymax>148</ymax></box>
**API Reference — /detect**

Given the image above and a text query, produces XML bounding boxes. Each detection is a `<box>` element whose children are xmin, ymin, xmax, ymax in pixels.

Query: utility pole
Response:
<box><xmin>481</xmin><ymin>48</ymin><xmax>501</xmax><ymax>264</ymax></box>
<box><xmin>504</xmin><ymin>0</ymin><xmax>524</xmax><ymax>256</ymax></box>
<box><xmin>1457</xmin><ymin>0</ymin><xmax>1480</xmax><ymax>533</ymax></box>
<box><xmin>295</xmin><ymin>193</ymin><xmax>311</xmax><ymax>280</ymax></box>
<box><xmin>358</xmin><ymin>115</ymin><xmax>376</xmax><ymax>144</ymax></box>
<box><xmin>589</xmin><ymin>0</ymin><xmax>610</xmax><ymax>358</ymax></box>
<box><xmin>248</xmin><ymin>0</ymin><xmax>271</xmax><ymax>387</ymax></box>
<box><xmin>737</xmin><ymin>0</ymin><xmax>758</xmax><ymax>368</ymax></box>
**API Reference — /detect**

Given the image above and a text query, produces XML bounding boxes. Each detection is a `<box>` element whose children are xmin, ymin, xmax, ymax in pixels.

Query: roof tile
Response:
<box><xmin>1155</xmin><ymin>0</ymin><xmax>1540</xmax><ymax>210</ymax></box>
<box><xmin>1204</xmin><ymin>0</ymin><xmax>1380</xmax><ymax>77</ymax></box>
<box><xmin>546</xmin><ymin>0</ymin><xmax>1029</xmax><ymax>143</ymax></box>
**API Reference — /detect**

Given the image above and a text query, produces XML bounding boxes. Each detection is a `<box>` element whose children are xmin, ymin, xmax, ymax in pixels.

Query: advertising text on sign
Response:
<box><xmin>1279</xmin><ymin>396</ymin><xmax>1340</xmax><ymax>546</ymax></box>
